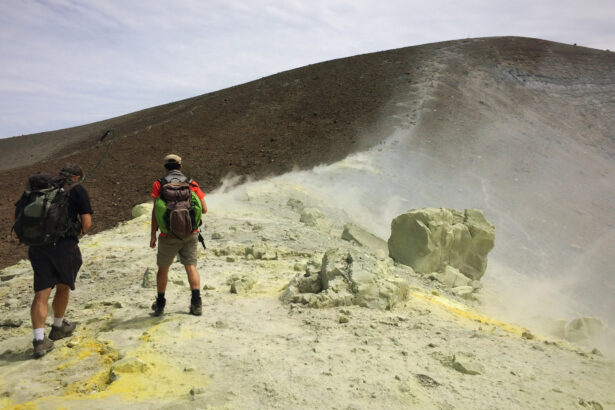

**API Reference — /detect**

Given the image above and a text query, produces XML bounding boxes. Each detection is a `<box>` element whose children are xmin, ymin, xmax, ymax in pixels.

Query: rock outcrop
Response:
<box><xmin>281</xmin><ymin>247</ymin><xmax>409</xmax><ymax>310</ymax></box>
<box><xmin>341</xmin><ymin>223</ymin><xmax>388</xmax><ymax>259</ymax></box>
<box><xmin>388</xmin><ymin>208</ymin><xmax>495</xmax><ymax>280</ymax></box>
<box><xmin>565</xmin><ymin>317</ymin><xmax>607</xmax><ymax>343</ymax></box>
<box><xmin>131</xmin><ymin>203</ymin><xmax>152</xmax><ymax>219</ymax></box>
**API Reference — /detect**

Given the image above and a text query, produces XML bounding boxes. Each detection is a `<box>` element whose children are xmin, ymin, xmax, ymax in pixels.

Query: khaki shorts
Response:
<box><xmin>157</xmin><ymin>233</ymin><xmax>199</xmax><ymax>267</ymax></box>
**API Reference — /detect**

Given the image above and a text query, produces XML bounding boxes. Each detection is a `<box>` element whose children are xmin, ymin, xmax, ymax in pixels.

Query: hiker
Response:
<box><xmin>14</xmin><ymin>164</ymin><xmax>93</xmax><ymax>358</ymax></box>
<box><xmin>150</xmin><ymin>154</ymin><xmax>207</xmax><ymax>316</ymax></box>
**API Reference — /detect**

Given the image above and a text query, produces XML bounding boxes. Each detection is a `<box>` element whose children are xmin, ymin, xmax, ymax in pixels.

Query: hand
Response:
<box><xmin>150</xmin><ymin>232</ymin><xmax>157</xmax><ymax>248</ymax></box>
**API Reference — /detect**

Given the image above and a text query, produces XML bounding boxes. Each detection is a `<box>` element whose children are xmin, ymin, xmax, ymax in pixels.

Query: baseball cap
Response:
<box><xmin>163</xmin><ymin>154</ymin><xmax>182</xmax><ymax>165</ymax></box>
<box><xmin>60</xmin><ymin>163</ymin><xmax>84</xmax><ymax>178</ymax></box>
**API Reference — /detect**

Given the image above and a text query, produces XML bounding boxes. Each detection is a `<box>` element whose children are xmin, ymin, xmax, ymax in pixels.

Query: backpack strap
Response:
<box><xmin>160</xmin><ymin>170</ymin><xmax>189</xmax><ymax>185</ymax></box>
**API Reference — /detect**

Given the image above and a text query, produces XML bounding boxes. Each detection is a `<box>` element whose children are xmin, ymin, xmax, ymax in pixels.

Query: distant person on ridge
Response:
<box><xmin>150</xmin><ymin>154</ymin><xmax>207</xmax><ymax>316</ymax></box>
<box><xmin>13</xmin><ymin>164</ymin><xmax>93</xmax><ymax>358</ymax></box>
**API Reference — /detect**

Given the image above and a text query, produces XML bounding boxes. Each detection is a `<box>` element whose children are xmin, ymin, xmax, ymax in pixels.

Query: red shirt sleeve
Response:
<box><xmin>190</xmin><ymin>181</ymin><xmax>206</xmax><ymax>200</ymax></box>
<box><xmin>152</xmin><ymin>180</ymin><xmax>161</xmax><ymax>198</ymax></box>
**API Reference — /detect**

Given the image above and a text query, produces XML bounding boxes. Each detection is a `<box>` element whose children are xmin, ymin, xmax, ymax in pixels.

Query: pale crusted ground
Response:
<box><xmin>0</xmin><ymin>177</ymin><xmax>613</xmax><ymax>410</ymax></box>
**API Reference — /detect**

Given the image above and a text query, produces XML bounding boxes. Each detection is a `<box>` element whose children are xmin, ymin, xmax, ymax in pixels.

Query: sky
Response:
<box><xmin>1</xmin><ymin>0</ymin><xmax>614</xmax><ymax>139</ymax></box>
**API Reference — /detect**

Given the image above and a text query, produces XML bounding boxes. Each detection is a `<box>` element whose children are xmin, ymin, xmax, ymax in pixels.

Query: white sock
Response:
<box><xmin>53</xmin><ymin>317</ymin><xmax>64</xmax><ymax>327</ymax></box>
<box><xmin>33</xmin><ymin>328</ymin><xmax>44</xmax><ymax>341</ymax></box>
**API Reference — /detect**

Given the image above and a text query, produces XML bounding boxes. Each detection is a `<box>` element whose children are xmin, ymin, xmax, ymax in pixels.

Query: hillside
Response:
<box><xmin>1</xmin><ymin>35</ymin><xmax>615</xmax><ymax>409</ymax></box>
<box><xmin>2</xmin><ymin>36</ymin><xmax>614</xmax><ymax>275</ymax></box>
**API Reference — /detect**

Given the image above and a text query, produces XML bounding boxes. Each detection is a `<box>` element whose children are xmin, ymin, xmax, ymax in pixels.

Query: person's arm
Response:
<box><xmin>150</xmin><ymin>200</ymin><xmax>158</xmax><ymax>248</ymax></box>
<box><xmin>73</xmin><ymin>185</ymin><xmax>93</xmax><ymax>235</ymax></box>
<box><xmin>79</xmin><ymin>213</ymin><xmax>92</xmax><ymax>234</ymax></box>
<box><xmin>191</xmin><ymin>181</ymin><xmax>207</xmax><ymax>215</ymax></box>
<box><xmin>150</xmin><ymin>180</ymin><xmax>161</xmax><ymax>248</ymax></box>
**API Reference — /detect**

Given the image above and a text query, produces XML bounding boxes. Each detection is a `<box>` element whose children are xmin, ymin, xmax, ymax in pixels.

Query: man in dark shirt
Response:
<box><xmin>28</xmin><ymin>164</ymin><xmax>93</xmax><ymax>358</ymax></box>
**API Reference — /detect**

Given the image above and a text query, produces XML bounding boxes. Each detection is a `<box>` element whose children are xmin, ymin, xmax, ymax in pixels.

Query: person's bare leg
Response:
<box><xmin>157</xmin><ymin>266</ymin><xmax>170</xmax><ymax>293</ymax></box>
<box><xmin>184</xmin><ymin>265</ymin><xmax>200</xmax><ymax>290</ymax></box>
<box><xmin>31</xmin><ymin>288</ymin><xmax>52</xmax><ymax>330</ymax></box>
<box><xmin>52</xmin><ymin>284</ymin><xmax>70</xmax><ymax>319</ymax></box>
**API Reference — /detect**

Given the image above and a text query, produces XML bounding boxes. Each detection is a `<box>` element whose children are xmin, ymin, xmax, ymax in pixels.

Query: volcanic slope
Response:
<box><xmin>0</xmin><ymin>181</ymin><xmax>613</xmax><ymax>409</ymax></box>
<box><xmin>1</xmin><ymin>36</ymin><xmax>614</xmax><ymax>287</ymax></box>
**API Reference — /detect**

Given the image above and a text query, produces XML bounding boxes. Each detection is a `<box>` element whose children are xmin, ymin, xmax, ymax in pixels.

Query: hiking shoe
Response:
<box><xmin>152</xmin><ymin>298</ymin><xmax>165</xmax><ymax>316</ymax></box>
<box><xmin>49</xmin><ymin>319</ymin><xmax>76</xmax><ymax>341</ymax></box>
<box><xmin>189</xmin><ymin>297</ymin><xmax>202</xmax><ymax>316</ymax></box>
<box><xmin>33</xmin><ymin>336</ymin><xmax>54</xmax><ymax>358</ymax></box>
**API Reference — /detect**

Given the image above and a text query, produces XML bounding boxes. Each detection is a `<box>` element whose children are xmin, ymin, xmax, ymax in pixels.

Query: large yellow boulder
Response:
<box><xmin>388</xmin><ymin>208</ymin><xmax>495</xmax><ymax>280</ymax></box>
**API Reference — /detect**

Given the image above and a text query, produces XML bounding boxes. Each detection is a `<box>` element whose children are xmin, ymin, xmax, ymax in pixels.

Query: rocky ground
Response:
<box><xmin>1</xmin><ymin>175</ymin><xmax>613</xmax><ymax>409</ymax></box>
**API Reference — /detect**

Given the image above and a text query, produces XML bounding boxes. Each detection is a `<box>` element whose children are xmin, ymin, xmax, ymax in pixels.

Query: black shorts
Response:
<box><xmin>28</xmin><ymin>238</ymin><xmax>83</xmax><ymax>292</ymax></box>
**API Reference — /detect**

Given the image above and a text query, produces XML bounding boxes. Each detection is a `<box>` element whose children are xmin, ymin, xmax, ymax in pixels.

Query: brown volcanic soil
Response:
<box><xmin>1</xmin><ymin>36</ymin><xmax>614</xmax><ymax>270</ymax></box>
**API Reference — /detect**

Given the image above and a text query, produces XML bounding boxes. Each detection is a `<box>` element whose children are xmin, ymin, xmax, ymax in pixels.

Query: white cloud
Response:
<box><xmin>1</xmin><ymin>0</ymin><xmax>614</xmax><ymax>138</ymax></box>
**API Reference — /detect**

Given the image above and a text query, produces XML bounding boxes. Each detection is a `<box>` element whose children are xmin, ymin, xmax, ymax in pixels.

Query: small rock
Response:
<box><xmin>470</xmin><ymin>280</ymin><xmax>482</xmax><ymax>290</ymax></box>
<box><xmin>434</xmin><ymin>266</ymin><xmax>471</xmax><ymax>288</ymax></box>
<box><xmin>452</xmin><ymin>286</ymin><xmax>474</xmax><ymax>299</ymax></box>
<box><xmin>5</xmin><ymin>298</ymin><xmax>19</xmax><ymax>308</ymax></box>
<box><xmin>211</xmin><ymin>232</ymin><xmax>224</xmax><ymax>240</ymax></box>
<box><xmin>591</xmin><ymin>348</ymin><xmax>603</xmax><ymax>356</ymax></box>
<box><xmin>0</xmin><ymin>318</ymin><xmax>23</xmax><ymax>328</ymax></box>
<box><xmin>452</xmin><ymin>354</ymin><xmax>484</xmax><ymax>375</ymax></box>
<box><xmin>415</xmin><ymin>373</ymin><xmax>440</xmax><ymax>388</ymax></box>
<box><xmin>141</xmin><ymin>268</ymin><xmax>157</xmax><ymax>288</ymax></box>
<box><xmin>189</xmin><ymin>386</ymin><xmax>205</xmax><ymax>396</ymax></box>
<box><xmin>229</xmin><ymin>276</ymin><xmax>255</xmax><ymax>294</ymax></box>
<box><xmin>230</xmin><ymin>281</ymin><xmax>245</xmax><ymax>294</ymax></box>
<box><xmin>0</xmin><ymin>274</ymin><xmax>18</xmax><ymax>282</ymax></box>
<box><xmin>226</xmin><ymin>256</ymin><xmax>236</xmax><ymax>263</ymax></box>
<box><xmin>214</xmin><ymin>321</ymin><xmax>228</xmax><ymax>329</ymax></box>
<box><xmin>339</xmin><ymin>315</ymin><xmax>349</xmax><ymax>324</ymax></box>
<box><xmin>184</xmin><ymin>367</ymin><xmax>196</xmax><ymax>372</ymax></box>
<box><xmin>287</xmin><ymin>198</ymin><xmax>304</xmax><ymax>212</ymax></box>
<box><xmin>522</xmin><ymin>331</ymin><xmax>534</xmax><ymax>340</ymax></box>
<box><xmin>578</xmin><ymin>399</ymin><xmax>604</xmax><ymax>410</ymax></box>
<box><xmin>300</xmin><ymin>208</ymin><xmax>325</xmax><ymax>227</ymax></box>
<box><xmin>202</xmin><ymin>284</ymin><xmax>216</xmax><ymax>291</ymax></box>
<box><xmin>131</xmin><ymin>203</ymin><xmax>152</xmax><ymax>218</ymax></box>
<box><xmin>565</xmin><ymin>317</ymin><xmax>606</xmax><ymax>343</ymax></box>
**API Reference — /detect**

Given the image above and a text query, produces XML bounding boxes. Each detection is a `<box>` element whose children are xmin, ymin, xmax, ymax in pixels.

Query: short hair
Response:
<box><xmin>164</xmin><ymin>162</ymin><xmax>181</xmax><ymax>171</ymax></box>
<box><xmin>60</xmin><ymin>163</ymin><xmax>84</xmax><ymax>178</ymax></box>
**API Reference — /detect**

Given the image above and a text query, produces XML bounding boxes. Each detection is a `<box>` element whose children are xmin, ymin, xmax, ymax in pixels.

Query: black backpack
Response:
<box><xmin>13</xmin><ymin>173</ymin><xmax>78</xmax><ymax>246</ymax></box>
